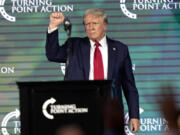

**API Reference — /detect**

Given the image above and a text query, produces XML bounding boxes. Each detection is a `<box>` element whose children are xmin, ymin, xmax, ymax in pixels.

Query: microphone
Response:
<box><xmin>63</xmin><ymin>17</ymin><xmax>72</xmax><ymax>37</ymax></box>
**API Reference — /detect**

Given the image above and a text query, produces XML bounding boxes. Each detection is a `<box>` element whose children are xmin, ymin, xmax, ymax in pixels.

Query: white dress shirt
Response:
<box><xmin>48</xmin><ymin>28</ymin><xmax>108</xmax><ymax>80</ymax></box>
<box><xmin>48</xmin><ymin>27</ymin><xmax>58</xmax><ymax>33</ymax></box>
<box><xmin>89</xmin><ymin>36</ymin><xmax>108</xmax><ymax>80</ymax></box>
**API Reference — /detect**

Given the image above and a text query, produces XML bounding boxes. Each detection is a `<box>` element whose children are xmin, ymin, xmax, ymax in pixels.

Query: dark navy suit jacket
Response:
<box><xmin>46</xmin><ymin>30</ymin><xmax>139</xmax><ymax>119</ymax></box>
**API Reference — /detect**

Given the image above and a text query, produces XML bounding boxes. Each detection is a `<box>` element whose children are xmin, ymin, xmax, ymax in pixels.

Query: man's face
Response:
<box><xmin>84</xmin><ymin>15</ymin><xmax>107</xmax><ymax>42</ymax></box>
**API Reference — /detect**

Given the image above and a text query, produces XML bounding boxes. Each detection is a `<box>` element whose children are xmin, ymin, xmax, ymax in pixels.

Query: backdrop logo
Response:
<box><xmin>0</xmin><ymin>0</ymin><xmax>16</xmax><ymax>22</ymax></box>
<box><xmin>42</xmin><ymin>97</ymin><xmax>88</xmax><ymax>120</ymax></box>
<box><xmin>120</xmin><ymin>0</ymin><xmax>137</xmax><ymax>19</ymax></box>
<box><xmin>1</xmin><ymin>0</ymin><xmax>74</xmax><ymax>22</ymax></box>
<box><xmin>125</xmin><ymin>108</ymin><xmax>168</xmax><ymax>135</ymax></box>
<box><xmin>1</xmin><ymin>109</ymin><xmax>20</xmax><ymax>135</ymax></box>
<box><xmin>120</xmin><ymin>0</ymin><xmax>180</xmax><ymax>19</ymax></box>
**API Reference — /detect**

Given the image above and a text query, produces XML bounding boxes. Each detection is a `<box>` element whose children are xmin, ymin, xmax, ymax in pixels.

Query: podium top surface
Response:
<box><xmin>17</xmin><ymin>80</ymin><xmax>112</xmax><ymax>86</ymax></box>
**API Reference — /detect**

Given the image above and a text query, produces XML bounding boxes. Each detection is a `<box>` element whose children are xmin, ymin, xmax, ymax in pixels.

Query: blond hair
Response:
<box><xmin>83</xmin><ymin>8</ymin><xmax>108</xmax><ymax>24</ymax></box>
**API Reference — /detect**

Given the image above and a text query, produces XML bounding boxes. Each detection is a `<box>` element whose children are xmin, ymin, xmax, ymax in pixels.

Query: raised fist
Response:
<box><xmin>49</xmin><ymin>12</ymin><xmax>65</xmax><ymax>30</ymax></box>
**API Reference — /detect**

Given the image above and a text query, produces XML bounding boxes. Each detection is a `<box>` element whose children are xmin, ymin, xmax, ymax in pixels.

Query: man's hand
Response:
<box><xmin>49</xmin><ymin>12</ymin><xmax>65</xmax><ymax>30</ymax></box>
<box><xmin>130</xmin><ymin>118</ymin><xmax>139</xmax><ymax>133</ymax></box>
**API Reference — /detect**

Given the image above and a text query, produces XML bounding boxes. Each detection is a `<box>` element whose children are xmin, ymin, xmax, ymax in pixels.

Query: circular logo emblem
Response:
<box><xmin>120</xmin><ymin>0</ymin><xmax>137</xmax><ymax>19</ymax></box>
<box><xmin>0</xmin><ymin>0</ymin><xmax>16</xmax><ymax>22</ymax></box>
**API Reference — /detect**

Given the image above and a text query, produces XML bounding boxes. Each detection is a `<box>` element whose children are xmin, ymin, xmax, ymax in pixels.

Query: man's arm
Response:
<box><xmin>45</xmin><ymin>12</ymin><xmax>68</xmax><ymax>63</ymax></box>
<box><xmin>121</xmin><ymin>45</ymin><xmax>140</xmax><ymax>132</ymax></box>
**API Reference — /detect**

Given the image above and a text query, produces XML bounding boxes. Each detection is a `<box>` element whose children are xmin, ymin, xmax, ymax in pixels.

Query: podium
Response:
<box><xmin>17</xmin><ymin>80</ymin><xmax>112</xmax><ymax>135</ymax></box>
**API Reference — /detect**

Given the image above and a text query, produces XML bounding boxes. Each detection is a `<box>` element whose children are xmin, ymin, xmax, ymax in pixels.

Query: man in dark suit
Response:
<box><xmin>46</xmin><ymin>9</ymin><xmax>139</xmax><ymax>133</ymax></box>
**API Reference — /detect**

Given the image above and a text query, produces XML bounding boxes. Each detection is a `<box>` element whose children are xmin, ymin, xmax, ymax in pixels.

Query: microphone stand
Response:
<box><xmin>64</xmin><ymin>21</ymin><xmax>72</xmax><ymax>80</ymax></box>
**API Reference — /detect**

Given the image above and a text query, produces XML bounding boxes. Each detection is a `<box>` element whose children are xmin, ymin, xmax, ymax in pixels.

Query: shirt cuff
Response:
<box><xmin>48</xmin><ymin>27</ymin><xmax>58</xmax><ymax>34</ymax></box>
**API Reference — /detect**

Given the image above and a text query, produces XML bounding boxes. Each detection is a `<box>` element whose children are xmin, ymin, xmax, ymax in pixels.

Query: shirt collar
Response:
<box><xmin>89</xmin><ymin>35</ymin><xmax>107</xmax><ymax>48</ymax></box>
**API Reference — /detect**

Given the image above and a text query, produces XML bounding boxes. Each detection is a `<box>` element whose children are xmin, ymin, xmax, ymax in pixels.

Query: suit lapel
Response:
<box><xmin>107</xmin><ymin>37</ymin><xmax>117</xmax><ymax>79</ymax></box>
<box><xmin>81</xmin><ymin>37</ymin><xmax>90</xmax><ymax>80</ymax></box>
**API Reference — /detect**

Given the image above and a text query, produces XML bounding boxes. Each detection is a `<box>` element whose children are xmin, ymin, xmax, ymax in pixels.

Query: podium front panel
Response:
<box><xmin>18</xmin><ymin>80</ymin><xmax>112</xmax><ymax>135</ymax></box>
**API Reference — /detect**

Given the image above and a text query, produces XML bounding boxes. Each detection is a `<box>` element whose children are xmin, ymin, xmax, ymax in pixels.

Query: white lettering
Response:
<box><xmin>0</xmin><ymin>67</ymin><xmax>15</xmax><ymax>74</ymax></box>
<box><xmin>14</xmin><ymin>121</ymin><xmax>20</xmax><ymax>127</ymax></box>
<box><xmin>133</xmin><ymin>3</ymin><xmax>159</xmax><ymax>10</ymax></box>
<box><xmin>49</xmin><ymin>104</ymin><xmax>88</xmax><ymax>114</ymax></box>
<box><xmin>140</xmin><ymin>125</ymin><xmax>162</xmax><ymax>131</ymax></box>
<box><xmin>13</xmin><ymin>121</ymin><xmax>21</xmax><ymax>133</ymax></box>
<box><xmin>134</xmin><ymin>0</ymin><xmax>174</xmax><ymax>3</ymax></box>
<box><xmin>11</xmin><ymin>0</ymin><xmax>74</xmax><ymax>13</ymax></box>
<box><xmin>11</xmin><ymin>0</ymin><xmax>53</xmax><ymax>6</ymax></box>
<box><xmin>132</xmin><ymin>0</ymin><xmax>179</xmax><ymax>11</ymax></box>
<box><xmin>14</xmin><ymin>128</ymin><xmax>21</xmax><ymax>134</ymax></box>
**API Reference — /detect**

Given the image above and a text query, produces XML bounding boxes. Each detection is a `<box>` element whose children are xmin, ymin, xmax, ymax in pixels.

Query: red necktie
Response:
<box><xmin>94</xmin><ymin>42</ymin><xmax>104</xmax><ymax>80</ymax></box>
